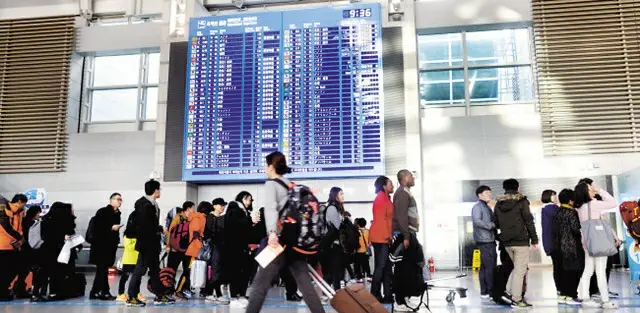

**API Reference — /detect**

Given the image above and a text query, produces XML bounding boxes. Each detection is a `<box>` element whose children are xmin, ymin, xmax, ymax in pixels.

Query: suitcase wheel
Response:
<box><xmin>446</xmin><ymin>291</ymin><xmax>456</xmax><ymax>304</ymax></box>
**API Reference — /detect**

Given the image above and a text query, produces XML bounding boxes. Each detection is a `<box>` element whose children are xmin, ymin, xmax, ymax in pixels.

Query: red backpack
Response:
<box><xmin>169</xmin><ymin>216</ymin><xmax>190</xmax><ymax>253</ymax></box>
<box><xmin>619</xmin><ymin>201</ymin><xmax>640</xmax><ymax>251</ymax></box>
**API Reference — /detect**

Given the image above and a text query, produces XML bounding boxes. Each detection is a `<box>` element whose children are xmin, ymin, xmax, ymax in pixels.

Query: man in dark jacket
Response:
<box><xmin>494</xmin><ymin>179</ymin><xmax>538</xmax><ymax>308</ymax></box>
<box><xmin>126</xmin><ymin>180</ymin><xmax>174</xmax><ymax>307</ymax></box>
<box><xmin>471</xmin><ymin>185</ymin><xmax>496</xmax><ymax>298</ymax></box>
<box><xmin>89</xmin><ymin>193</ymin><xmax>122</xmax><ymax>300</ymax></box>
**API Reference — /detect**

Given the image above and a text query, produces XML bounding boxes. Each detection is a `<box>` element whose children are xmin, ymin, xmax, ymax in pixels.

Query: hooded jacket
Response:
<box><xmin>494</xmin><ymin>191</ymin><xmax>539</xmax><ymax>247</ymax></box>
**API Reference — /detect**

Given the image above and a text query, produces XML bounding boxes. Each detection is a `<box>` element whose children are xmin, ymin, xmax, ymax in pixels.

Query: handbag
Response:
<box><xmin>196</xmin><ymin>239</ymin><xmax>213</xmax><ymax>262</ymax></box>
<box><xmin>190</xmin><ymin>260</ymin><xmax>207</xmax><ymax>288</ymax></box>
<box><xmin>582</xmin><ymin>202</ymin><xmax>618</xmax><ymax>257</ymax></box>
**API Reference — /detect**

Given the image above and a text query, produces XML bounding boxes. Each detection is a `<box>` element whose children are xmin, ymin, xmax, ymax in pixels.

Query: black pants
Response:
<box><xmin>228</xmin><ymin>249</ymin><xmax>250</xmax><ymax>298</ymax></box>
<box><xmin>589</xmin><ymin>255</ymin><xmax>613</xmax><ymax>295</ymax></box>
<box><xmin>354</xmin><ymin>253</ymin><xmax>371</xmax><ymax>279</ymax></box>
<box><xmin>13</xmin><ymin>248</ymin><xmax>34</xmax><ymax>297</ymax></box>
<box><xmin>280</xmin><ymin>266</ymin><xmax>298</xmax><ymax>295</ymax></box>
<box><xmin>127</xmin><ymin>250</ymin><xmax>163</xmax><ymax>299</ymax></box>
<box><xmin>118</xmin><ymin>265</ymin><xmax>135</xmax><ymax>295</ymax></box>
<box><xmin>91</xmin><ymin>263</ymin><xmax>111</xmax><ymax>295</ymax></box>
<box><xmin>553</xmin><ymin>251</ymin><xmax>580</xmax><ymax>299</ymax></box>
<box><xmin>371</xmin><ymin>243</ymin><xmax>392</xmax><ymax>300</ymax></box>
<box><xmin>0</xmin><ymin>250</ymin><xmax>18</xmax><ymax>298</ymax></box>
<box><xmin>478</xmin><ymin>242</ymin><xmax>497</xmax><ymax>295</ymax></box>
<box><xmin>168</xmin><ymin>251</ymin><xmax>191</xmax><ymax>292</ymax></box>
<box><xmin>551</xmin><ymin>251</ymin><xmax>562</xmax><ymax>294</ymax></box>
<box><xmin>325</xmin><ymin>245</ymin><xmax>347</xmax><ymax>290</ymax></box>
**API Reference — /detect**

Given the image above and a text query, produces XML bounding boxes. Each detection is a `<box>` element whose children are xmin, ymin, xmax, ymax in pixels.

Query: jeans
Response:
<box><xmin>579</xmin><ymin>255</ymin><xmax>609</xmax><ymax>302</ymax></box>
<box><xmin>371</xmin><ymin>242</ymin><xmax>392</xmax><ymax>299</ymax></box>
<box><xmin>127</xmin><ymin>250</ymin><xmax>163</xmax><ymax>299</ymax></box>
<box><xmin>478</xmin><ymin>242</ymin><xmax>497</xmax><ymax>295</ymax></box>
<box><xmin>168</xmin><ymin>251</ymin><xmax>191</xmax><ymax>293</ymax></box>
<box><xmin>91</xmin><ymin>263</ymin><xmax>111</xmax><ymax>295</ymax></box>
<box><xmin>246</xmin><ymin>253</ymin><xmax>325</xmax><ymax>313</ymax></box>
<box><xmin>505</xmin><ymin>246</ymin><xmax>530</xmax><ymax>302</ymax></box>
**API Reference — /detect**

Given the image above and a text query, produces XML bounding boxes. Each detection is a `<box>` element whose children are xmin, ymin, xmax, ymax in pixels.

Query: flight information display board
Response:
<box><xmin>183</xmin><ymin>4</ymin><xmax>383</xmax><ymax>182</ymax></box>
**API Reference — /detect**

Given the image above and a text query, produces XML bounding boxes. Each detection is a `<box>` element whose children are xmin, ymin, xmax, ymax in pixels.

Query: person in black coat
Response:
<box><xmin>12</xmin><ymin>206</ymin><xmax>42</xmax><ymax>299</ymax></box>
<box><xmin>41</xmin><ymin>202</ymin><xmax>77</xmax><ymax>301</ymax></box>
<box><xmin>89</xmin><ymin>193</ymin><xmax>123</xmax><ymax>300</ymax></box>
<box><xmin>223</xmin><ymin>191</ymin><xmax>254</xmax><ymax>303</ymax></box>
<box><xmin>126</xmin><ymin>180</ymin><xmax>174</xmax><ymax>307</ymax></box>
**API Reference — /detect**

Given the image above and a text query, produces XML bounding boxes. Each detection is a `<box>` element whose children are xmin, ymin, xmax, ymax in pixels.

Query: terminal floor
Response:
<box><xmin>1</xmin><ymin>268</ymin><xmax>639</xmax><ymax>312</ymax></box>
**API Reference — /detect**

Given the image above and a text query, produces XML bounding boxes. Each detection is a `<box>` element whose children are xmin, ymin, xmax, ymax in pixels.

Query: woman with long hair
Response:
<box><xmin>369</xmin><ymin>176</ymin><xmax>395</xmax><ymax>303</ymax></box>
<box><xmin>40</xmin><ymin>202</ymin><xmax>76</xmax><ymax>301</ymax></box>
<box><xmin>223</xmin><ymin>190</ymin><xmax>254</xmax><ymax>307</ymax></box>
<box><xmin>574</xmin><ymin>182</ymin><xmax>619</xmax><ymax>309</ymax></box>
<box><xmin>323</xmin><ymin>186</ymin><xmax>351</xmax><ymax>290</ymax></box>
<box><xmin>540</xmin><ymin>189</ymin><xmax>560</xmax><ymax>295</ymax></box>
<box><xmin>245</xmin><ymin>151</ymin><xmax>325</xmax><ymax>313</ymax></box>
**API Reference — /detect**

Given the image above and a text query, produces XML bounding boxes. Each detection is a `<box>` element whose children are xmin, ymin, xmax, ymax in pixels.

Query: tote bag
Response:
<box><xmin>582</xmin><ymin>202</ymin><xmax>618</xmax><ymax>257</ymax></box>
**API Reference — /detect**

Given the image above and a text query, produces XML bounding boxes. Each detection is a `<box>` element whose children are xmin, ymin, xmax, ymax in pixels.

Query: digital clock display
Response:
<box><xmin>343</xmin><ymin>8</ymin><xmax>372</xmax><ymax>18</ymax></box>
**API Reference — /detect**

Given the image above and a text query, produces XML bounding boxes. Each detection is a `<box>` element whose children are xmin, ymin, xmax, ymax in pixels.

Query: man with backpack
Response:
<box><xmin>89</xmin><ymin>193</ymin><xmax>123</xmax><ymax>301</ymax></box>
<box><xmin>0</xmin><ymin>194</ymin><xmax>27</xmax><ymax>302</ymax></box>
<box><xmin>126</xmin><ymin>180</ymin><xmax>174</xmax><ymax>307</ymax></box>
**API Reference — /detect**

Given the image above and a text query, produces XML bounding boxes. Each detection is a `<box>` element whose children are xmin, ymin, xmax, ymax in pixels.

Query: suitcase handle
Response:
<box><xmin>307</xmin><ymin>264</ymin><xmax>336</xmax><ymax>298</ymax></box>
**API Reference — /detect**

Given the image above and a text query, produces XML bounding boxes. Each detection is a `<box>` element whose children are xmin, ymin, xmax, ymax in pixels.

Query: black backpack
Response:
<box><xmin>273</xmin><ymin>179</ymin><xmax>325</xmax><ymax>253</ymax></box>
<box><xmin>339</xmin><ymin>217</ymin><xmax>360</xmax><ymax>255</ymax></box>
<box><xmin>124</xmin><ymin>211</ymin><xmax>138</xmax><ymax>239</ymax></box>
<box><xmin>85</xmin><ymin>216</ymin><xmax>97</xmax><ymax>244</ymax></box>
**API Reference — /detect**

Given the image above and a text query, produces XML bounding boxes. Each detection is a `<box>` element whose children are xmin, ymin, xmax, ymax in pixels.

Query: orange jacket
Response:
<box><xmin>0</xmin><ymin>203</ymin><xmax>24</xmax><ymax>250</ymax></box>
<box><xmin>186</xmin><ymin>212</ymin><xmax>206</xmax><ymax>258</ymax></box>
<box><xmin>369</xmin><ymin>191</ymin><xmax>394</xmax><ymax>244</ymax></box>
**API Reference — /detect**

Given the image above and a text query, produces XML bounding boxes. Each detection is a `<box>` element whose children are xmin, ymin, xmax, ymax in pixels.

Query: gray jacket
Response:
<box><xmin>471</xmin><ymin>200</ymin><xmax>495</xmax><ymax>243</ymax></box>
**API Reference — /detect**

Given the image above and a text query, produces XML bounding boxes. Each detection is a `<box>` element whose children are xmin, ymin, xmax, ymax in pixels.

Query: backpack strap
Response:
<box><xmin>270</xmin><ymin>178</ymin><xmax>291</xmax><ymax>191</ymax></box>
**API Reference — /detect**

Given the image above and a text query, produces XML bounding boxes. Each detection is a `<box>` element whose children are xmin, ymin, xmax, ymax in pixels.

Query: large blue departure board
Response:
<box><xmin>183</xmin><ymin>4</ymin><xmax>383</xmax><ymax>182</ymax></box>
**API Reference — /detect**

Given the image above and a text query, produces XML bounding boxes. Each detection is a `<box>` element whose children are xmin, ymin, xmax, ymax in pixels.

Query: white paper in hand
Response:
<box><xmin>255</xmin><ymin>244</ymin><xmax>284</xmax><ymax>268</ymax></box>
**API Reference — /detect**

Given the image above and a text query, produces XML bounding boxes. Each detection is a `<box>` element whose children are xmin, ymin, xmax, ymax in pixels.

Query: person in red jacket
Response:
<box><xmin>0</xmin><ymin>194</ymin><xmax>27</xmax><ymax>302</ymax></box>
<box><xmin>369</xmin><ymin>176</ymin><xmax>394</xmax><ymax>303</ymax></box>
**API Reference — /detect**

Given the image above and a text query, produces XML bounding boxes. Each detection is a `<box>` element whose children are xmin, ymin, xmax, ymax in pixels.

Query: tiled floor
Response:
<box><xmin>1</xmin><ymin>268</ymin><xmax>639</xmax><ymax>312</ymax></box>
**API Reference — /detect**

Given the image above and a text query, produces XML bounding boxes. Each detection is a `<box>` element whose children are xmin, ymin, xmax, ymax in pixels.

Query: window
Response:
<box><xmin>418</xmin><ymin>27</ymin><xmax>534</xmax><ymax>107</ymax></box>
<box><xmin>85</xmin><ymin>52</ymin><xmax>160</xmax><ymax>122</ymax></box>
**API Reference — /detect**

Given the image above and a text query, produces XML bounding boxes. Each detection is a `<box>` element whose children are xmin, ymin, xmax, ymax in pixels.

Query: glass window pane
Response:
<box><xmin>146</xmin><ymin>87</ymin><xmax>158</xmax><ymax>119</ymax></box>
<box><xmin>469</xmin><ymin>66</ymin><xmax>534</xmax><ymax>104</ymax></box>
<box><xmin>419</xmin><ymin>71</ymin><xmax>464</xmax><ymax>105</ymax></box>
<box><xmin>418</xmin><ymin>33</ymin><xmax>463</xmax><ymax>69</ymax></box>
<box><xmin>90</xmin><ymin>88</ymin><xmax>139</xmax><ymax>122</ymax></box>
<box><xmin>93</xmin><ymin>54</ymin><xmax>141</xmax><ymax>87</ymax></box>
<box><xmin>148</xmin><ymin>53</ymin><xmax>160</xmax><ymax>84</ymax></box>
<box><xmin>466</xmin><ymin>28</ymin><xmax>531</xmax><ymax>66</ymax></box>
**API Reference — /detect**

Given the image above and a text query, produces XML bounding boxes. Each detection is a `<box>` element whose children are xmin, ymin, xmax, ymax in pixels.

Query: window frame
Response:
<box><xmin>82</xmin><ymin>50</ymin><xmax>160</xmax><ymax>126</ymax></box>
<box><xmin>417</xmin><ymin>23</ymin><xmax>538</xmax><ymax>111</ymax></box>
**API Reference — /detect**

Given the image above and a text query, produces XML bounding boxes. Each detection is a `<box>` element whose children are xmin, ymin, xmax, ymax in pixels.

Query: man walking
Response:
<box><xmin>471</xmin><ymin>186</ymin><xmax>497</xmax><ymax>299</ymax></box>
<box><xmin>494</xmin><ymin>179</ymin><xmax>538</xmax><ymax>308</ymax></box>
<box><xmin>126</xmin><ymin>180</ymin><xmax>174</xmax><ymax>307</ymax></box>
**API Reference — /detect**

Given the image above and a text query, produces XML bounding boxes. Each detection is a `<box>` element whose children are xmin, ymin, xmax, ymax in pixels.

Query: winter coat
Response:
<box><xmin>186</xmin><ymin>212</ymin><xmax>206</xmax><ymax>258</ymax></box>
<box><xmin>552</xmin><ymin>205</ymin><xmax>585</xmax><ymax>271</ymax></box>
<box><xmin>471</xmin><ymin>200</ymin><xmax>496</xmax><ymax>243</ymax></box>
<box><xmin>370</xmin><ymin>191</ymin><xmax>394</xmax><ymax>244</ymax></box>
<box><xmin>494</xmin><ymin>191</ymin><xmax>539</xmax><ymax>247</ymax></box>
<box><xmin>541</xmin><ymin>203</ymin><xmax>559</xmax><ymax>256</ymax></box>
<box><xmin>133</xmin><ymin>196</ymin><xmax>162</xmax><ymax>254</ymax></box>
<box><xmin>89</xmin><ymin>205</ymin><xmax>121</xmax><ymax>265</ymax></box>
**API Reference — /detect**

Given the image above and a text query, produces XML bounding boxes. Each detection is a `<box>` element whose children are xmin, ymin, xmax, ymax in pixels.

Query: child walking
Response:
<box><xmin>116</xmin><ymin>214</ymin><xmax>147</xmax><ymax>302</ymax></box>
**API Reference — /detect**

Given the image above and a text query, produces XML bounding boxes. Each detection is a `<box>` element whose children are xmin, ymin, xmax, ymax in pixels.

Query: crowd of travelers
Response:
<box><xmin>0</xmin><ymin>151</ymin><xmax>425</xmax><ymax>312</ymax></box>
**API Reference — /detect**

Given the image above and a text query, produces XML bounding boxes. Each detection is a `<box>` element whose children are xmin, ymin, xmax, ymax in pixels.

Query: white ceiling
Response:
<box><xmin>0</xmin><ymin>0</ymin><xmax>76</xmax><ymax>9</ymax></box>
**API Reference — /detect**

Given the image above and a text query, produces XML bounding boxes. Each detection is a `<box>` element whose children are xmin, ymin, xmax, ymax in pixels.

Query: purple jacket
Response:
<box><xmin>541</xmin><ymin>203</ymin><xmax>559</xmax><ymax>256</ymax></box>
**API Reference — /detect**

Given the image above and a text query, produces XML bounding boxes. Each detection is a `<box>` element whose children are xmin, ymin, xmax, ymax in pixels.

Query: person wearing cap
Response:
<box><xmin>202</xmin><ymin>198</ymin><xmax>230</xmax><ymax>304</ymax></box>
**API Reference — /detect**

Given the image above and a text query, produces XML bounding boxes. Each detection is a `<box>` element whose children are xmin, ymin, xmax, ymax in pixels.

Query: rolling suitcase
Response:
<box><xmin>308</xmin><ymin>264</ymin><xmax>388</xmax><ymax>313</ymax></box>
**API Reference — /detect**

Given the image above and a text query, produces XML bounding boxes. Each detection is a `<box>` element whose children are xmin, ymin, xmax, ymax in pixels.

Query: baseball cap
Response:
<box><xmin>212</xmin><ymin>198</ymin><xmax>227</xmax><ymax>206</ymax></box>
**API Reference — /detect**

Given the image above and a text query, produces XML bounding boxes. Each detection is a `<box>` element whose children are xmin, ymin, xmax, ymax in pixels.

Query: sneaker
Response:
<box><xmin>286</xmin><ymin>293</ymin><xmax>302</xmax><ymax>302</ymax></box>
<box><xmin>320</xmin><ymin>296</ymin><xmax>330</xmax><ymax>305</ymax></box>
<box><xmin>153</xmin><ymin>295</ymin><xmax>176</xmax><ymax>305</ymax></box>
<box><xmin>608</xmin><ymin>291</ymin><xmax>620</xmax><ymax>299</ymax></box>
<box><xmin>205</xmin><ymin>295</ymin><xmax>217</xmax><ymax>303</ymax></box>
<box><xmin>230</xmin><ymin>298</ymin><xmax>248</xmax><ymax>309</ymax></box>
<box><xmin>601</xmin><ymin>301</ymin><xmax>618</xmax><ymax>309</ymax></box>
<box><xmin>501</xmin><ymin>294</ymin><xmax>515</xmax><ymax>305</ymax></box>
<box><xmin>174</xmin><ymin>292</ymin><xmax>187</xmax><ymax>300</ymax></box>
<box><xmin>481</xmin><ymin>294</ymin><xmax>490</xmax><ymax>300</ymax></box>
<box><xmin>126</xmin><ymin>297</ymin><xmax>146</xmax><ymax>307</ymax></box>
<box><xmin>582</xmin><ymin>300</ymin><xmax>601</xmax><ymax>308</ymax></box>
<box><xmin>394</xmin><ymin>304</ymin><xmax>413</xmax><ymax>312</ymax></box>
<box><xmin>101</xmin><ymin>293</ymin><xmax>117</xmax><ymax>301</ymax></box>
<box><xmin>30</xmin><ymin>295</ymin><xmax>47</xmax><ymax>303</ymax></box>
<box><xmin>566</xmin><ymin>298</ymin><xmax>583</xmax><ymax>306</ymax></box>
<box><xmin>511</xmin><ymin>300</ymin><xmax>533</xmax><ymax>309</ymax></box>
<box><xmin>216</xmin><ymin>297</ymin><xmax>231</xmax><ymax>305</ymax></box>
<box><xmin>557</xmin><ymin>295</ymin><xmax>568</xmax><ymax>304</ymax></box>
<box><xmin>116</xmin><ymin>294</ymin><xmax>128</xmax><ymax>302</ymax></box>
<box><xmin>592</xmin><ymin>292</ymin><xmax>601</xmax><ymax>299</ymax></box>
<box><xmin>137</xmin><ymin>294</ymin><xmax>147</xmax><ymax>302</ymax></box>
<box><xmin>183</xmin><ymin>290</ymin><xmax>193</xmax><ymax>299</ymax></box>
